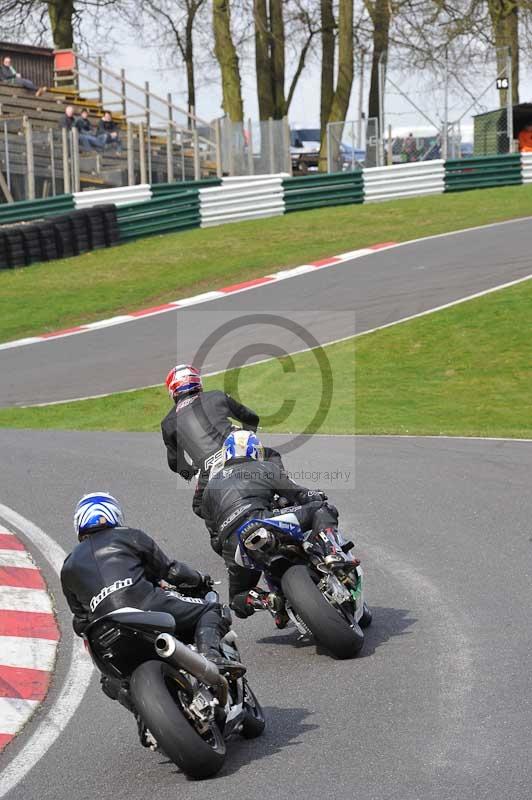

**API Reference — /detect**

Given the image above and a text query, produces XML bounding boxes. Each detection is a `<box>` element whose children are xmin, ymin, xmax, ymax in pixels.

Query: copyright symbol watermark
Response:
<box><xmin>189</xmin><ymin>312</ymin><xmax>336</xmax><ymax>456</ymax></box>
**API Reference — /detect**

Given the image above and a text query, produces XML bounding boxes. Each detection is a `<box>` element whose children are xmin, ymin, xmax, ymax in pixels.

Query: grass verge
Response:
<box><xmin>2</xmin><ymin>184</ymin><xmax>532</xmax><ymax>343</ymax></box>
<box><xmin>1</xmin><ymin>278</ymin><xmax>531</xmax><ymax>438</ymax></box>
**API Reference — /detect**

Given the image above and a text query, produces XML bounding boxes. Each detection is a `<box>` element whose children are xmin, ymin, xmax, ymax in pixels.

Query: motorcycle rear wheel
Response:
<box><xmin>130</xmin><ymin>660</ymin><xmax>226</xmax><ymax>779</ymax></box>
<box><xmin>240</xmin><ymin>680</ymin><xmax>266</xmax><ymax>739</ymax></box>
<box><xmin>281</xmin><ymin>565</ymin><xmax>364</xmax><ymax>659</ymax></box>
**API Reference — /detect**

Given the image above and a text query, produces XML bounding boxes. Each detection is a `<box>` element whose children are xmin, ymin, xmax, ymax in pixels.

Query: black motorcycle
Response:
<box><xmin>85</xmin><ymin>589</ymin><xmax>264</xmax><ymax>779</ymax></box>
<box><xmin>235</xmin><ymin>509</ymin><xmax>372</xmax><ymax>659</ymax></box>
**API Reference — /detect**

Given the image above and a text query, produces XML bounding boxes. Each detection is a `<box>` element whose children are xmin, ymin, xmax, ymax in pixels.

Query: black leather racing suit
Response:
<box><xmin>60</xmin><ymin>526</ymin><xmax>227</xmax><ymax>642</ymax></box>
<box><xmin>161</xmin><ymin>388</ymin><xmax>282</xmax><ymax>528</ymax></box>
<box><xmin>201</xmin><ymin>457</ymin><xmax>338</xmax><ymax>602</ymax></box>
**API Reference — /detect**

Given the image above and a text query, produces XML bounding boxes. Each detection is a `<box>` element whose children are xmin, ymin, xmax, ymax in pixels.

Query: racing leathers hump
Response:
<box><xmin>60</xmin><ymin>526</ymin><xmax>200</xmax><ymax>634</ymax></box>
<box><xmin>161</xmin><ymin>390</ymin><xmax>259</xmax><ymax>479</ymax></box>
<box><xmin>201</xmin><ymin>457</ymin><xmax>312</xmax><ymax>540</ymax></box>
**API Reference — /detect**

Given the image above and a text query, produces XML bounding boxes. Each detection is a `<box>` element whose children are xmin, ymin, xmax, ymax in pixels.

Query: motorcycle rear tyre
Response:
<box><xmin>281</xmin><ymin>565</ymin><xmax>364</xmax><ymax>659</ymax></box>
<box><xmin>130</xmin><ymin>660</ymin><xmax>226</xmax><ymax>779</ymax></box>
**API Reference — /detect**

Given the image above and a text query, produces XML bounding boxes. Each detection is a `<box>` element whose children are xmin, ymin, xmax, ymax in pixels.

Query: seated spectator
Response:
<box><xmin>518</xmin><ymin>124</ymin><xmax>532</xmax><ymax>153</ymax></box>
<box><xmin>97</xmin><ymin>111</ymin><xmax>121</xmax><ymax>152</ymax></box>
<box><xmin>74</xmin><ymin>108</ymin><xmax>106</xmax><ymax>152</ymax></box>
<box><xmin>0</xmin><ymin>55</ymin><xmax>47</xmax><ymax>97</ymax></box>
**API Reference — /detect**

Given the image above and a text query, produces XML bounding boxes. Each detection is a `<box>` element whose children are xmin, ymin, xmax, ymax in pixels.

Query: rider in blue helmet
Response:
<box><xmin>201</xmin><ymin>431</ymin><xmax>338</xmax><ymax>621</ymax></box>
<box><xmin>62</xmin><ymin>492</ymin><xmax>241</xmax><ymax>674</ymax></box>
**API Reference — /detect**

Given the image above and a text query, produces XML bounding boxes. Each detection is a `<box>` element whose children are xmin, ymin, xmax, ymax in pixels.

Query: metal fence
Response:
<box><xmin>218</xmin><ymin>117</ymin><xmax>291</xmax><ymax>176</ymax></box>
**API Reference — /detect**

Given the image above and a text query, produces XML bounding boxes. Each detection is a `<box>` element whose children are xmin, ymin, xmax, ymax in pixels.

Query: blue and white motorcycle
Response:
<box><xmin>235</xmin><ymin>507</ymin><xmax>371</xmax><ymax>659</ymax></box>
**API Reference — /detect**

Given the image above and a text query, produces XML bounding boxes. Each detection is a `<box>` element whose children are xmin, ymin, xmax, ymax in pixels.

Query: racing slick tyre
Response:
<box><xmin>281</xmin><ymin>565</ymin><xmax>364</xmax><ymax>660</ymax></box>
<box><xmin>359</xmin><ymin>601</ymin><xmax>372</xmax><ymax>628</ymax></box>
<box><xmin>240</xmin><ymin>681</ymin><xmax>266</xmax><ymax>739</ymax></box>
<box><xmin>130</xmin><ymin>660</ymin><xmax>226</xmax><ymax>779</ymax></box>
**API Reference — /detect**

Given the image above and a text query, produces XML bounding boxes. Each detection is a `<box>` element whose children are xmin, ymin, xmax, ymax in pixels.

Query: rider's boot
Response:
<box><xmin>195</xmin><ymin>615</ymin><xmax>246</xmax><ymax>678</ymax></box>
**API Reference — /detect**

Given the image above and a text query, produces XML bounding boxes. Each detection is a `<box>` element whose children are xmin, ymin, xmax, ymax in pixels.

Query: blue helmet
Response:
<box><xmin>74</xmin><ymin>492</ymin><xmax>124</xmax><ymax>539</ymax></box>
<box><xmin>223</xmin><ymin>429</ymin><xmax>264</xmax><ymax>464</ymax></box>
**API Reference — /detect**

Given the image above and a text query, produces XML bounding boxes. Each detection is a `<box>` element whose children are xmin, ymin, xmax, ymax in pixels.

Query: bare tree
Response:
<box><xmin>253</xmin><ymin>0</ymin><xmax>320</xmax><ymax>120</ymax></box>
<box><xmin>0</xmin><ymin>0</ymin><xmax>120</xmax><ymax>48</ymax></box>
<box><xmin>318</xmin><ymin>0</ymin><xmax>354</xmax><ymax>168</ymax></box>
<box><xmin>213</xmin><ymin>0</ymin><xmax>244</xmax><ymax>121</ymax></box>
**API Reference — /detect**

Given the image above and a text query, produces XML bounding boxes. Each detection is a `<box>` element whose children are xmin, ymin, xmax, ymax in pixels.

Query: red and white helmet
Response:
<box><xmin>165</xmin><ymin>364</ymin><xmax>202</xmax><ymax>399</ymax></box>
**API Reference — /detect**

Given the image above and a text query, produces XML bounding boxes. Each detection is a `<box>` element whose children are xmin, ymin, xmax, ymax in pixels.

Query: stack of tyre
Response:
<box><xmin>0</xmin><ymin>205</ymin><xmax>120</xmax><ymax>269</ymax></box>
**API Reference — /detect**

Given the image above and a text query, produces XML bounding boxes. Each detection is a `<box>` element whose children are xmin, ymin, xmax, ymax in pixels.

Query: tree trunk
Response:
<box><xmin>185</xmin><ymin>16</ymin><xmax>196</xmax><ymax>118</ymax></box>
<box><xmin>367</xmin><ymin>0</ymin><xmax>391</xmax><ymax>125</ymax></box>
<box><xmin>320</xmin><ymin>0</ymin><xmax>335</xmax><ymax>139</ymax></box>
<box><xmin>270</xmin><ymin>0</ymin><xmax>286</xmax><ymax>118</ymax></box>
<box><xmin>319</xmin><ymin>0</ymin><xmax>354</xmax><ymax>170</ymax></box>
<box><xmin>488</xmin><ymin>0</ymin><xmax>519</xmax><ymax>107</ymax></box>
<box><xmin>213</xmin><ymin>0</ymin><xmax>244</xmax><ymax>121</ymax></box>
<box><xmin>254</xmin><ymin>0</ymin><xmax>274</xmax><ymax>120</ymax></box>
<box><xmin>47</xmin><ymin>0</ymin><xmax>75</xmax><ymax>49</ymax></box>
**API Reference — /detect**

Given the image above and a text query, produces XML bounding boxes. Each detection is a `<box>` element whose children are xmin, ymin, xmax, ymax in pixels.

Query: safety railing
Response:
<box><xmin>445</xmin><ymin>154</ymin><xmax>522</xmax><ymax>192</ymax></box>
<box><xmin>199</xmin><ymin>175</ymin><xmax>285</xmax><ymax>227</ymax></box>
<box><xmin>363</xmin><ymin>160</ymin><xmax>445</xmax><ymax>203</ymax></box>
<box><xmin>282</xmin><ymin>171</ymin><xmax>364</xmax><ymax>212</ymax></box>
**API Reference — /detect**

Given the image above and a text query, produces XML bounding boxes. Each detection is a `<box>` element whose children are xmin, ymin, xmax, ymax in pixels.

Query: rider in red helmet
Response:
<box><xmin>161</xmin><ymin>364</ymin><xmax>283</xmax><ymax>552</ymax></box>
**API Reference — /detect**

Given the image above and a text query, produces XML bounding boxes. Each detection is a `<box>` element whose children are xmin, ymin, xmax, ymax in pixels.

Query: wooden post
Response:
<box><xmin>120</xmin><ymin>68</ymin><xmax>127</xmax><ymax>116</ymax></box>
<box><xmin>24</xmin><ymin>117</ymin><xmax>36</xmax><ymax>200</ymax></box>
<box><xmin>71</xmin><ymin>127</ymin><xmax>80</xmax><ymax>192</ymax></box>
<box><xmin>167</xmin><ymin>92</ymin><xmax>173</xmax><ymax>124</ymax></box>
<box><xmin>247</xmin><ymin>118</ymin><xmax>254</xmax><ymax>175</ymax></box>
<box><xmin>0</xmin><ymin>170</ymin><xmax>13</xmax><ymax>203</ymax></box>
<box><xmin>268</xmin><ymin>117</ymin><xmax>275</xmax><ymax>174</ymax></box>
<box><xmin>193</xmin><ymin>127</ymin><xmax>200</xmax><ymax>181</ymax></box>
<box><xmin>283</xmin><ymin>115</ymin><xmax>292</xmax><ymax>174</ymax></box>
<box><xmin>215</xmin><ymin>118</ymin><xmax>222</xmax><ymax>177</ymax></box>
<box><xmin>181</xmin><ymin>130</ymin><xmax>185</xmax><ymax>181</ymax></box>
<box><xmin>167</xmin><ymin>124</ymin><xmax>174</xmax><ymax>183</ymax></box>
<box><xmin>3</xmin><ymin>118</ymin><xmax>12</xmax><ymax>193</ymax></box>
<box><xmin>62</xmin><ymin>126</ymin><xmax>71</xmax><ymax>194</ymax></box>
<box><xmin>49</xmin><ymin>128</ymin><xmax>57</xmax><ymax>196</ymax></box>
<box><xmin>145</xmin><ymin>81</ymin><xmax>151</xmax><ymax>128</ymax></box>
<box><xmin>97</xmin><ymin>56</ymin><xmax>103</xmax><ymax>105</ymax></box>
<box><xmin>127</xmin><ymin>123</ymin><xmax>134</xmax><ymax>185</ymax></box>
<box><xmin>138</xmin><ymin>123</ymin><xmax>147</xmax><ymax>184</ymax></box>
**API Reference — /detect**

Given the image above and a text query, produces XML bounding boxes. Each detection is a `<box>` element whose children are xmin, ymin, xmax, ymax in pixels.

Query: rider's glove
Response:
<box><xmin>230</xmin><ymin>591</ymin><xmax>257</xmax><ymax>619</ymax></box>
<box><xmin>179</xmin><ymin>467</ymin><xmax>198</xmax><ymax>482</ymax></box>
<box><xmin>197</xmin><ymin>573</ymin><xmax>214</xmax><ymax>593</ymax></box>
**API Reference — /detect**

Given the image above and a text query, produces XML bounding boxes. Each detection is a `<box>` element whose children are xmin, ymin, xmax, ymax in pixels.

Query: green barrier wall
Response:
<box><xmin>116</xmin><ymin>190</ymin><xmax>201</xmax><ymax>242</ymax></box>
<box><xmin>0</xmin><ymin>195</ymin><xmax>75</xmax><ymax>225</ymax></box>
<box><xmin>283</xmin><ymin>171</ymin><xmax>364</xmax><ymax>212</ymax></box>
<box><xmin>151</xmin><ymin>178</ymin><xmax>221</xmax><ymax>197</ymax></box>
<box><xmin>445</xmin><ymin>154</ymin><xmax>522</xmax><ymax>192</ymax></box>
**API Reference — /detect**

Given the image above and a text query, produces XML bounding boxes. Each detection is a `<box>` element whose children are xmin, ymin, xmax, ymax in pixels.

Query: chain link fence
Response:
<box><xmin>217</xmin><ymin>117</ymin><xmax>291</xmax><ymax>176</ymax></box>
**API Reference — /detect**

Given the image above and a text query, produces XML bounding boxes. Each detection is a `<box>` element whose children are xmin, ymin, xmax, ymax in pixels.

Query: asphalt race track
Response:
<box><xmin>2</xmin><ymin>218</ymin><xmax>532</xmax><ymax>406</ymax></box>
<box><xmin>1</xmin><ymin>430</ymin><xmax>531</xmax><ymax>800</ymax></box>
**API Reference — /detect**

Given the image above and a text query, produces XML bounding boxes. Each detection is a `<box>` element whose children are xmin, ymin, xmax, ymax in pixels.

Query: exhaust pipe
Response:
<box><xmin>155</xmin><ymin>634</ymin><xmax>228</xmax><ymax>701</ymax></box>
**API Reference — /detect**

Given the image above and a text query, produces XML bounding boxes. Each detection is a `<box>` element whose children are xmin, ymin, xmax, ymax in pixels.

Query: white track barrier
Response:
<box><xmin>74</xmin><ymin>184</ymin><xmax>152</xmax><ymax>208</ymax></box>
<box><xmin>520</xmin><ymin>153</ymin><xmax>532</xmax><ymax>183</ymax></box>
<box><xmin>363</xmin><ymin>160</ymin><xmax>445</xmax><ymax>203</ymax></box>
<box><xmin>199</xmin><ymin>176</ymin><xmax>285</xmax><ymax>227</ymax></box>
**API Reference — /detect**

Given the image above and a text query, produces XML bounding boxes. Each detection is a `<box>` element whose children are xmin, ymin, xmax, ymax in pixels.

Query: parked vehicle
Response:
<box><xmin>85</xmin><ymin>589</ymin><xmax>264</xmax><ymax>780</ymax></box>
<box><xmin>235</xmin><ymin>508</ymin><xmax>371</xmax><ymax>659</ymax></box>
<box><xmin>290</xmin><ymin>128</ymin><xmax>321</xmax><ymax>172</ymax></box>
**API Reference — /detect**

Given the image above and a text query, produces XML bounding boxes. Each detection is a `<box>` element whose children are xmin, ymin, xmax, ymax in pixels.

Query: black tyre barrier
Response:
<box><xmin>21</xmin><ymin>227</ymin><xmax>43</xmax><ymax>264</ymax></box>
<box><xmin>100</xmin><ymin>205</ymin><xmax>120</xmax><ymax>247</ymax></box>
<box><xmin>36</xmin><ymin>222</ymin><xmax>59</xmax><ymax>262</ymax></box>
<box><xmin>70</xmin><ymin>210</ymin><xmax>92</xmax><ymax>254</ymax></box>
<box><xmin>0</xmin><ymin>204</ymin><xmax>119</xmax><ymax>269</ymax></box>
<box><xmin>0</xmin><ymin>231</ymin><xmax>9</xmax><ymax>270</ymax></box>
<box><xmin>85</xmin><ymin>207</ymin><xmax>107</xmax><ymax>250</ymax></box>
<box><xmin>5</xmin><ymin>228</ymin><xmax>27</xmax><ymax>268</ymax></box>
<box><xmin>53</xmin><ymin>214</ymin><xmax>77</xmax><ymax>258</ymax></box>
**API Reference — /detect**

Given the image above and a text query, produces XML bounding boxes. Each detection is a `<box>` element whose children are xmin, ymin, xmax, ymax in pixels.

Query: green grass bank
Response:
<box><xmin>2</xmin><ymin>278</ymin><xmax>531</xmax><ymax>439</ymax></box>
<box><xmin>2</xmin><ymin>184</ymin><xmax>532</xmax><ymax>343</ymax></box>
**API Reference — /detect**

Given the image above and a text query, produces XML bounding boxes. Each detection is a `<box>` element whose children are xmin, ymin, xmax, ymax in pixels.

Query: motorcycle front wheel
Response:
<box><xmin>130</xmin><ymin>660</ymin><xmax>226</xmax><ymax>779</ymax></box>
<box><xmin>281</xmin><ymin>565</ymin><xmax>364</xmax><ymax>659</ymax></box>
